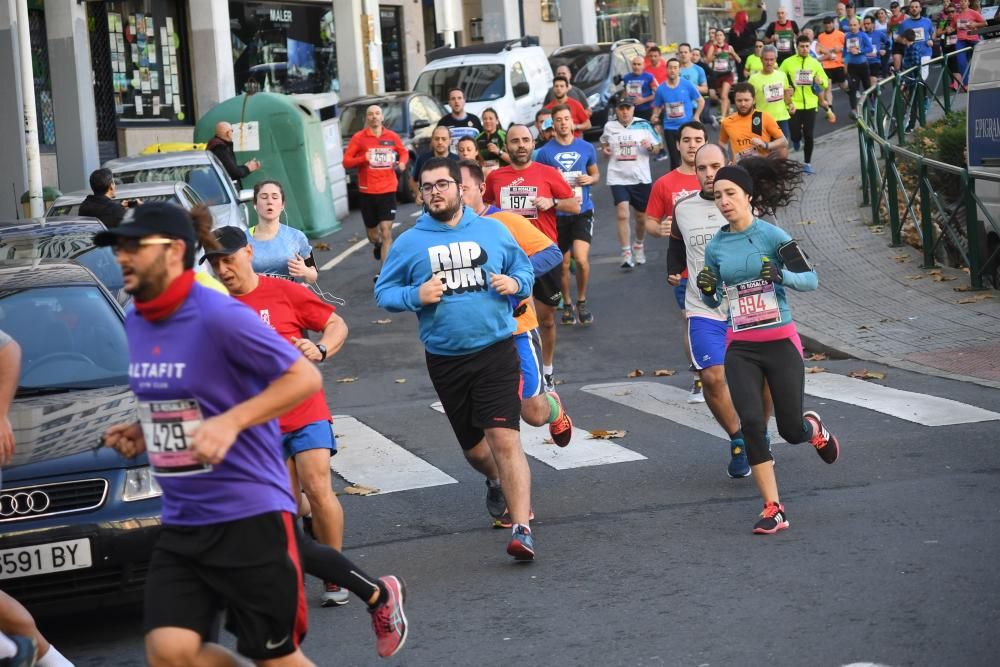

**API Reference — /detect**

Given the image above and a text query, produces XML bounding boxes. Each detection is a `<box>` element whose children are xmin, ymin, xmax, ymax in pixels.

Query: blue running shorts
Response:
<box><xmin>282</xmin><ymin>419</ymin><xmax>337</xmax><ymax>460</ymax></box>
<box><xmin>688</xmin><ymin>316</ymin><xmax>729</xmax><ymax>370</ymax></box>
<box><xmin>515</xmin><ymin>329</ymin><xmax>545</xmax><ymax>399</ymax></box>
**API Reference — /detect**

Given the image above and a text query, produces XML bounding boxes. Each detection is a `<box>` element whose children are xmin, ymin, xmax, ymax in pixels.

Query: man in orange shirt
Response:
<box><xmin>719</xmin><ymin>83</ymin><xmax>786</xmax><ymax>161</ymax></box>
<box><xmin>343</xmin><ymin>105</ymin><xmax>409</xmax><ymax>280</ymax></box>
<box><xmin>816</xmin><ymin>16</ymin><xmax>849</xmax><ymax>113</ymax></box>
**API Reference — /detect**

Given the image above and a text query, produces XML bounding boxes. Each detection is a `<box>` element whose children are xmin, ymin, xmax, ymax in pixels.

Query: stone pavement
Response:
<box><xmin>775</xmin><ymin>119</ymin><xmax>1000</xmax><ymax>389</ymax></box>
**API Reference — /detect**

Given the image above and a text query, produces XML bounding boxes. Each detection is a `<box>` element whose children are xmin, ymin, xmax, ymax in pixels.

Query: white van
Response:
<box><xmin>966</xmin><ymin>24</ymin><xmax>1000</xmax><ymax>286</ymax></box>
<box><xmin>413</xmin><ymin>37</ymin><xmax>553</xmax><ymax>129</ymax></box>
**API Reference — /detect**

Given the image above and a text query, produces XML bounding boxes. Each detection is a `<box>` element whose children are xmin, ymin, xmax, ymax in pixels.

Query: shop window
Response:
<box><xmin>28</xmin><ymin>4</ymin><xmax>55</xmax><ymax>149</ymax></box>
<box><xmin>230</xmin><ymin>2</ymin><xmax>338</xmax><ymax>95</ymax></box>
<box><xmin>596</xmin><ymin>0</ymin><xmax>651</xmax><ymax>43</ymax></box>
<box><xmin>91</xmin><ymin>0</ymin><xmax>193</xmax><ymax>125</ymax></box>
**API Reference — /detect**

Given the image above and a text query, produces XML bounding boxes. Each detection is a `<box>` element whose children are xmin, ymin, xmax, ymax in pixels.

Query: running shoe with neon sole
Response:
<box><xmin>548</xmin><ymin>391</ymin><xmax>573</xmax><ymax>447</ymax></box>
<box><xmin>321</xmin><ymin>582</ymin><xmax>350</xmax><ymax>607</ymax></box>
<box><xmin>507</xmin><ymin>525</ymin><xmax>535</xmax><ymax>561</ymax></box>
<box><xmin>561</xmin><ymin>303</ymin><xmax>577</xmax><ymax>325</ymax></box>
<box><xmin>493</xmin><ymin>507</ymin><xmax>535</xmax><ymax>529</ymax></box>
<box><xmin>687</xmin><ymin>378</ymin><xmax>706</xmax><ymax>403</ymax></box>
<box><xmin>369</xmin><ymin>575</ymin><xmax>408</xmax><ymax>658</ymax></box>
<box><xmin>620</xmin><ymin>248</ymin><xmax>634</xmax><ymax>270</ymax></box>
<box><xmin>727</xmin><ymin>438</ymin><xmax>751</xmax><ymax>479</ymax></box>
<box><xmin>633</xmin><ymin>243</ymin><xmax>646</xmax><ymax>265</ymax></box>
<box><xmin>753</xmin><ymin>502</ymin><xmax>789</xmax><ymax>535</ymax></box>
<box><xmin>804</xmin><ymin>410</ymin><xmax>840</xmax><ymax>464</ymax></box>
<box><xmin>485</xmin><ymin>480</ymin><xmax>506</xmax><ymax>520</ymax></box>
<box><xmin>576</xmin><ymin>300</ymin><xmax>594</xmax><ymax>325</ymax></box>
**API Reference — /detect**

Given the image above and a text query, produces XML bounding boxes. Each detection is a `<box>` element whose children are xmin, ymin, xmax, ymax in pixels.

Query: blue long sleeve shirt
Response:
<box><xmin>701</xmin><ymin>218</ymin><xmax>817</xmax><ymax>330</ymax></box>
<box><xmin>374</xmin><ymin>206</ymin><xmax>534</xmax><ymax>356</ymax></box>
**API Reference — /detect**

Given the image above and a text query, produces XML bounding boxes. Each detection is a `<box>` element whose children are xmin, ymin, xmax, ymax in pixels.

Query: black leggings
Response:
<box><xmin>296</xmin><ymin>524</ymin><xmax>381</xmax><ymax>602</ymax></box>
<box><xmin>663</xmin><ymin>128</ymin><xmax>681</xmax><ymax>170</ymax></box>
<box><xmin>788</xmin><ymin>109</ymin><xmax>817</xmax><ymax>163</ymax></box>
<box><xmin>724</xmin><ymin>338</ymin><xmax>813</xmax><ymax>465</ymax></box>
<box><xmin>847</xmin><ymin>63</ymin><xmax>870</xmax><ymax>110</ymax></box>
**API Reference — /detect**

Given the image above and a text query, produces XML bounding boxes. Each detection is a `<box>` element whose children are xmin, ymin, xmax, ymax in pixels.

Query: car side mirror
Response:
<box><xmin>411</xmin><ymin>119</ymin><xmax>431</xmax><ymax>131</ymax></box>
<box><xmin>513</xmin><ymin>81</ymin><xmax>530</xmax><ymax>98</ymax></box>
<box><xmin>613</xmin><ymin>74</ymin><xmax>622</xmax><ymax>85</ymax></box>
<box><xmin>238</xmin><ymin>188</ymin><xmax>254</xmax><ymax>203</ymax></box>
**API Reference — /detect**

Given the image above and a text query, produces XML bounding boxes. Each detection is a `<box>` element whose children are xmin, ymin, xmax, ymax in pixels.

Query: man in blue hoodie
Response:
<box><xmin>374</xmin><ymin>157</ymin><xmax>538</xmax><ymax>561</ymax></box>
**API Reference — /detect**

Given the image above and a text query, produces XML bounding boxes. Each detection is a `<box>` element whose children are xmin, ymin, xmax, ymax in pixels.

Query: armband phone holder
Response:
<box><xmin>777</xmin><ymin>240</ymin><xmax>813</xmax><ymax>273</ymax></box>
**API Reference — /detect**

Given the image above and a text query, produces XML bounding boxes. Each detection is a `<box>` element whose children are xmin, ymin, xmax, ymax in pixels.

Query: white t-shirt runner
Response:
<box><xmin>673</xmin><ymin>191</ymin><xmax>728</xmax><ymax>321</ymax></box>
<box><xmin>599</xmin><ymin>118</ymin><xmax>660</xmax><ymax>186</ymax></box>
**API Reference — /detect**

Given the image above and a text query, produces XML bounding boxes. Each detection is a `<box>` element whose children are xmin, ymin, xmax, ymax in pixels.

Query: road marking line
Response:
<box><xmin>329</xmin><ymin>416</ymin><xmax>457</xmax><ymax>494</ymax></box>
<box><xmin>319</xmin><ymin>222</ymin><xmax>401</xmax><ymax>271</ymax></box>
<box><xmin>803</xmin><ymin>373</ymin><xmax>1000</xmax><ymax>426</ymax></box>
<box><xmin>581</xmin><ymin>382</ymin><xmax>787</xmax><ymax>443</ymax></box>
<box><xmin>429</xmin><ymin>402</ymin><xmax>646</xmax><ymax>469</ymax></box>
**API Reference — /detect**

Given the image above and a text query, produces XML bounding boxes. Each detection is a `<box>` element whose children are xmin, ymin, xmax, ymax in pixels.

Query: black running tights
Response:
<box><xmin>663</xmin><ymin>129</ymin><xmax>681</xmax><ymax>170</ymax></box>
<box><xmin>788</xmin><ymin>109</ymin><xmax>817</xmax><ymax>164</ymax></box>
<box><xmin>724</xmin><ymin>338</ymin><xmax>814</xmax><ymax>465</ymax></box>
<box><xmin>295</xmin><ymin>525</ymin><xmax>381</xmax><ymax>603</ymax></box>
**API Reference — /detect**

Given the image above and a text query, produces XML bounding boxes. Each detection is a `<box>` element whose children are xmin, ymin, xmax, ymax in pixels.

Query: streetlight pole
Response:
<box><xmin>15</xmin><ymin>0</ymin><xmax>42</xmax><ymax>218</ymax></box>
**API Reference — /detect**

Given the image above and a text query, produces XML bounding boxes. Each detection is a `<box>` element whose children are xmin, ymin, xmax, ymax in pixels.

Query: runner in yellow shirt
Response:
<box><xmin>780</xmin><ymin>35</ymin><xmax>830</xmax><ymax>173</ymax></box>
<box><xmin>719</xmin><ymin>83</ymin><xmax>787</xmax><ymax>162</ymax></box>
<box><xmin>747</xmin><ymin>45</ymin><xmax>793</xmax><ymax>152</ymax></box>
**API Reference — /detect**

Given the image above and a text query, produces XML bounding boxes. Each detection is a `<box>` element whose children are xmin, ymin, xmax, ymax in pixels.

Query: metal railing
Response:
<box><xmin>855</xmin><ymin>47</ymin><xmax>1000</xmax><ymax>289</ymax></box>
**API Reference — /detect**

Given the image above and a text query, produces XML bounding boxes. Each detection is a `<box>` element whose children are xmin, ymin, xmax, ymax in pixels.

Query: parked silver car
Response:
<box><xmin>103</xmin><ymin>151</ymin><xmax>251</xmax><ymax>229</ymax></box>
<box><xmin>46</xmin><ymin>182</ymin><xmax>203</xmax><ymax>220</ymax></box>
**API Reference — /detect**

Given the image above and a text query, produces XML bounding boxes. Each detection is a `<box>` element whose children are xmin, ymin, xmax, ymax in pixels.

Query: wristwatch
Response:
<box><xmin>552</xmin><ymin>197</ymin><xmax>559</xmax><ymax>208</ymax></box>
<box><xmin>316</xmin><ymin>343</ymin><xmax>328</xmax><ymax>361</ymax></box>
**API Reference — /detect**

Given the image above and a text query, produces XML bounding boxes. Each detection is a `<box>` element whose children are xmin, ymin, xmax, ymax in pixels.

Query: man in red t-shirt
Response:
<box><xmin>544</xmin><ymin>76</ymin><xmax>591</xmax><ymax>138</ymax></box>
<box><xmin>484</xmin><ymin>124</ymin><xmax>579</xmax><ymax>391</ymax></box>
<box><xmin>645</xmin><ymin>45</ymin><xmax>668</xmax><ymax>86</ymax></box>
<box><xmin>204</xmin><ymin>226</ymin><xmax>356</xmax><ymax>608</ymax></box>
<box><xmin>343</xmin><ymin>104</ymin><xmax>409</xmax><ymax>279</ymax></box>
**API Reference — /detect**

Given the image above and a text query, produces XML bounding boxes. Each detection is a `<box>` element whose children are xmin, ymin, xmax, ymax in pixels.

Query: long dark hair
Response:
<box><xmin>739</xmin><ymin>156</ymin><xmax>805</xmax><ymax>217</ymax></box>
<box><xmin>186</xmin><ymin>204</ymin><xmax>220</xmax><ymax>269</ymax></box>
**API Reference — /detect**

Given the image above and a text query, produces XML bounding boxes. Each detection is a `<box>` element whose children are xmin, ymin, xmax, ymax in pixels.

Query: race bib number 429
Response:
<box><xmin>139</xmin><ymin>399</ymin><xmax>212</xmax><ymax>476</ymax></box>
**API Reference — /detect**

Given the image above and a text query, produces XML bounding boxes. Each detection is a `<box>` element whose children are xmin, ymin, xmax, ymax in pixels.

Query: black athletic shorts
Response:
<box><xmin>891</xmin><ymin>42</ymin><xmax>907</xmax><ymax>59</ymax></box>
<box><xmin>426</xmin><ymin>337</ymin><xmax>521</xmax><ymax>450</ymax></box>
<box><xmin>824</xmin><ymin>66</ymin><xmax>847</xmax><ymax>84</ymax></box>
<box><xmin>532</xmin><ymin>265</ymin><xmax>564</xmax><ymax>307</ymax></box>
<box><xmin>143</xmin><ymin>511</ymin><xmax>307</xmax><ymax>661</ymax></box>
<box><xmin>359</xmin><ymin>192</ymin><xmax>397</xmax><ymax>229</ymax></box>
<box><xmin>556</xmin><ymin>210</ymin><xmax>594</xmax><ymax>252</ymax></box>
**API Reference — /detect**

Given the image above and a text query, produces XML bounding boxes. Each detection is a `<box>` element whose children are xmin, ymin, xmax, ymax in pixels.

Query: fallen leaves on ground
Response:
<box><xmin>311</xmin><ymin>242</ymin><xmax>331</xmax><ymax>251</ymax></box>
<box><xmin>805</xmin><ymin>352</ymin><xmax>828</xmax><ymax>361</ymax></box>
<box><xmin>905</xmin><ymin>274</ymin><xmax>924</xmax><ymax>280</ymax></box>
<box><xmin>857</xmin><ymin>325</ymin><xmax>873</xmax><ymax>331</ymax></box>
<box><xmin>627</xmin><ymin>369</ymin><xmax>644</xmax><ymax>378</ymax></box>
<box><xmin>893</xmin><ymin>255</ymin><xmax>909</xmax><ymax>262</ymax></box>
<box><xmin>953</xmin><ymin>285</ymin><xmax>975</xmax><ymax>292</ymax></box>
<box><xmin>614</xmin><ymin>390</ymin><xmax>632</xmax><ymax>396</ymax></box>
<box><xmin>806</xmin><ymin>366</ymin><xmax>827</xmax><ymax>374</ymax></box>
<box><xmin>588</xmin><ymin>429</ymin><xmax>627</xmax><ymax>439</ymax></box>
<box><xmin>931</xmin><ymin>274</ymin><xmax>957</xmax><ymax>282</ymax></box>
<box><xmin>799</xmin><ymin>220</ymin><xmax>815</xmax><ymax>225</ymax></box>
<box><xmin>849</xmin><ymin>369</ymin><xmax>886</xmax><ymax>381</ymax></box>
<box><xmin>653</xmin><ymin>369</ymin><xmax>675</xmax><ymax>377</ymax></box>
<box><xmin>958</xmin><ymin>294</ymin><xmax>994</xmax><ymax>304</ymax></box>
<box><xmin>343</xmin><ymin>485</ymin><xmax>379</xmax><ymax>496</ymax></box>
<box><xmin>394</xmin><ymin>378</ymin><xmax>407</xmax><ymax>384</ymax></box>
<box><xmin>372</xmin><ymin>318</ymin><xmax>392</xmax><ymax>325</ymax></box>
<box><xmin>336</xmin><ymin>377</ymin><xmax>358</xmax><ymax>383</ymax></box>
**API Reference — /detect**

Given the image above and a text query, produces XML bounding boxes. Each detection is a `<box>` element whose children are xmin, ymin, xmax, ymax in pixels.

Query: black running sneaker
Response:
<box><xmin>485</xmin><ymin>480</ymin><xmax>505</xmax><ymax>520</ymax></box>
<box><xmin>753</xmin><ymin>502</ymin><xmax>789</xmax><ymax>535</ymax></box>
<box><xmin>804</xmin><ymin>411</ymin><xmax>840</xmax><ymax>464</ymax></box>
<box><xmin>576</xmin><ymin>300</ymin><xmax>593</xmax><ymax>325</ymax></box>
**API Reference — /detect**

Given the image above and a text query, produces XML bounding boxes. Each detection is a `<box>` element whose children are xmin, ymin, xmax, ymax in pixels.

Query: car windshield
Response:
<box><xmin>550</xmin><ymin>52</ymin><xmax>610</xmax><ymax>90</ymax></box>
<box><xmin>414</xmin><ymin>64</ymin><xmax>505</xmax><ymax>104</ymax></box>
<box><xmin>339</xmin><ymin>103</ymin><xmax>405</xmax><ymax>136</ymax></box>
<box><xmin>0</xmin><ymin>233</ymin><xmax>124</xmax><ymax>295</ymax></box>
<box><xmin>116</xmin><ymin>165</ymin><xmax>230</xmax><ymax>206</ymax></box>
<box><xmin>1</xmin><ymin>285</ymin><xmax>128</xmax><ymax>391</ymax></box>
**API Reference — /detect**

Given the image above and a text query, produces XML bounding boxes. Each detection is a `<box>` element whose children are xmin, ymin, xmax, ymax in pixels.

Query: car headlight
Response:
<box><xmin>123</xmin><ymin>466</ymin><xmax>163</xmax><ymax>502</ymax></box>
<box><xmin>588</xmin><ymin>93</ymin><xmax>601</xmax><ymax>108</ymax></box>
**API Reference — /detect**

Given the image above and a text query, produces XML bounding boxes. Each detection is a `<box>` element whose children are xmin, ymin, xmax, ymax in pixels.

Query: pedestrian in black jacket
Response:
<box><xmin>206</xmin><ymin>121</ymin><xmax>260</xmax><ymax>189</ymax></box>
<box><xmin>729</xmin><ymin>3</ymin><xmax>769</xmax><ymax>78</ymax></box>
<box><xmin>79</xmin><ymin>168</ymin><xmax>137</xmax><ymax>229</ymax></box>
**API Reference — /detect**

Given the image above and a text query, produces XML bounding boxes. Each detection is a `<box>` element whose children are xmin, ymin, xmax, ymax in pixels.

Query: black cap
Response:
<box><xmin>93</xmin><ymin>202</ymin><xmax>195</xmax><ymax>247</ymax></box>
<box><xmin>615</xmin><ymin>98</ymin><xmax>635</xmax><ymax>108</ymax></box>
<box><xmin>823</xmin><ymin>15</ymin><xmax>836</xmax><ymax>22</ymax></box>
<box><xmin>199</xmin><ymin>226</ymin><xmax>248</xmax><ymax>264</ymax></box>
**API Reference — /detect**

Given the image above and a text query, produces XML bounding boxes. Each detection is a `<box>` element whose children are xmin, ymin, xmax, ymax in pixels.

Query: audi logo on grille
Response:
<box><xmin>0</xmin><ymin>491</ymin><xmax>51</xmax><ymax>517</ymax></box>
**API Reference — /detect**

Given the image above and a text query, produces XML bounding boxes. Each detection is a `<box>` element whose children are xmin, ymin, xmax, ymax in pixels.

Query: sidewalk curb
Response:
<box><xmin>796</xmin><ymin>323</ymin><xmax>1000</xmax><ymax>391</ymax></box>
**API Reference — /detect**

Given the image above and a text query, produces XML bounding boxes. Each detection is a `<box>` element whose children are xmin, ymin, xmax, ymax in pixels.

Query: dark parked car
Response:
<box><xmin>548</xmin><ymin>38</ymin><xmax>646</xmax><ymax>132</ymax></box>
<box><xmin>0</xmin><ymin>260</ymin><xmax>160</xmax><ymax>616</ymax></box>
<box><xmin>339</xmin><ymin>91</ymin><xmax>447</xmax><ymax>205</ymax></box>
<box><xmin>0</xmin><ymin>217</ymin><xmax>127</xmax><ymax>307</ymax></box>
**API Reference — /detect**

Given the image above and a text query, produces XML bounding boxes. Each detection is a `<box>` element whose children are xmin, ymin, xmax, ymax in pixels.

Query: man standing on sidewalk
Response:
<box><xmin>375</xmin><ymin>157</ymin><xmax>539</xmax><ymax>561</ymax></box>
<box><xmin>343</xmin><ymin>105</ymin><xmax>409</xmax><ymax>281</ymax></box>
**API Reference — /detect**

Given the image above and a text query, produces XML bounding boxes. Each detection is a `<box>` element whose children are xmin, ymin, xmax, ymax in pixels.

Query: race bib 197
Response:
<box><xmin>725</xmin><ymin>279</ymin><xmax>781</xmax><ymax>331</ymax></box>
<box><xmin>138</xmin><ymin>399</ymin><xmax>212</xmax><ymax>476</ymax></box>
<box><xmin>500</xmin><ymin>185</ymin><xmax>539</xmax><ymax>218</ymax></box>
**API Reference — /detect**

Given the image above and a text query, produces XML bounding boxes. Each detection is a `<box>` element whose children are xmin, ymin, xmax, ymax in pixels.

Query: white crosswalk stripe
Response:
<box><xmin>329</xmin><ymin>416</ymin><xmax>457</xmax><ymax>495</ymax></box>
<box><xmin>429</xmin><ymin>402</ymin><xmax>646</xmax><ymax>469</ymax></box>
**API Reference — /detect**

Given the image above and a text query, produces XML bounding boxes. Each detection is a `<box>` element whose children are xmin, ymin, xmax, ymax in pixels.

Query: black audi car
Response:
<box><xmin>0</xmin><ymin>260</ymin><xmax>160</xmax><ymax>616</ymax></box>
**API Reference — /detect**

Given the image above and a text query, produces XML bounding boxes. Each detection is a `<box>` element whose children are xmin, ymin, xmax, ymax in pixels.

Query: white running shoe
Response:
<box><xmin>687</xmin><ymin>378</ymin><xmax>706</xmax><ymax>403</ymax></box>
<box><xmin>633</xmin><ymin>244</ymin><xmax>646</xmax><ymax>265</ymax></box>
<box><xmin>620</xmin><ymin>249</ymin><xmax>635</xmax><ymax>270</ymax></box>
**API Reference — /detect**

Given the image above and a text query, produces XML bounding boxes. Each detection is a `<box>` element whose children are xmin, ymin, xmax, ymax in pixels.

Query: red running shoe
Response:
<box><xmin>804</xmin><ymin>410</ymin><xmax>840</xmax><ymax>464</ymax></box>
<box><xmin>548</xmin><ymin>392</ymin><xmax>573</xmax><ymax>447</ymax></box>
<box><xmin>753</xmin><ymin>502</ymin><xmax>789</xmax><ymax>535</ymax></box>
<box><xmin>369</xmin><ymin>576</ymin><xmax>408</xmax><ymax>658</ymax></box>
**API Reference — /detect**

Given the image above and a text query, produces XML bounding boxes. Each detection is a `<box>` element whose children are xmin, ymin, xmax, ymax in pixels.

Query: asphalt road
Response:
<box><xmin>39</xmin><ymin>95</ymin><xmax>1000</xmax><ymax>667</ymax></box>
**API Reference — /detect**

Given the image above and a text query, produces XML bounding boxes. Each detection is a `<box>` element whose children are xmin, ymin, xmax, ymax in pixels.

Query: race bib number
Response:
<box><xmin>764</xmin><ymin>82</ymin><xmax>784</xmax><ymax>103</ymax></box>
<box><xmin>847</xmin><ymin>37</ymin><xmax>860</xmax><ymax>52</ymax></box>
<box><xmin>626</xmin><ymin>81</ymin><xmax>643</xmax><ymax>97</ymax></box>
<box><xmin>946</xmin><ymin>34</ymin><xmax>958</xmax><ymax>46</ymax></box>
<box><xmin>737</xmin><ymin>146</ymin><xmax>758</xmax><ymax>160</ymax></box>
<box><xmin>713</xmin><ymin>56</ymin><xmax>731</xmax><ymax>72</ymax></box>
<box><xmin>562</xmin><ymin>170</ymin><xmax>584</xmax><ymax>202</ymax></box>
<box><xmin>957</xmin><ymin>19</ymin><xmax>969</xmax><ymax>30</ymax></box>
<box><xmin>913</xmin><ymin>27</ymin><xmax>925</xmax><ymax>41</ymax></box>
<box><xmin>778</xmin><ymin>34</ymin><xmax>792</xmax><ymax>51</ymax></box>
<box><xmin>367</xmin><ymin>147</ymin><xmax>395</xmax><ymax>169</ymax></box>
<box><xmin>725</xmin><ymin>279</ymin><xmax>781</xmax><ymax>331</ymax></box>
<box><xmin>616</xmin><ymin>139</ymin><xmax>638</xmax><ymax>161</ymax></box>
<box><xmin>138</xmin><ymin>399</ymin><xmax>211</xmax><ymax>476</ymax></box>
<box><xmin>500</xmin><ymin>185</ymin><xmax>538</xmax><ymax>219</ymax></box>
<box><xmin>795</xmin><ymin>69</ymin><xmax>814</xmax><ymax>86</ymax></box>
<box><xmin>667</xmin><ymin>101</ymin><xmax>686</xmax><ymax>119</ymax></box>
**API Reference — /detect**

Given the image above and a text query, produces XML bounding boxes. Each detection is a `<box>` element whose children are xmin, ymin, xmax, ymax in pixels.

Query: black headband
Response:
<box><xmin>714</xmin><ymin>165</ymin><xmax>754</xmax><ymax>196</ymax></box>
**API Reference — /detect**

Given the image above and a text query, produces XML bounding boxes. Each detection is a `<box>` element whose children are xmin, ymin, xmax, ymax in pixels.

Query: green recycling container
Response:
<box><xmin>194</xmin><ymin>92</ymin><xmax>339</xmax><ymax>239</ymax></box>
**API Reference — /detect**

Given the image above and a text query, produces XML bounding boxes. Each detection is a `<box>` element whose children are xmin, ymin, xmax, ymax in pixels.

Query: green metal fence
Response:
<box><xmin>855</xmin><ymin>47</ymin><xmax>1000</xmax><ymax>290</ymax></box>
